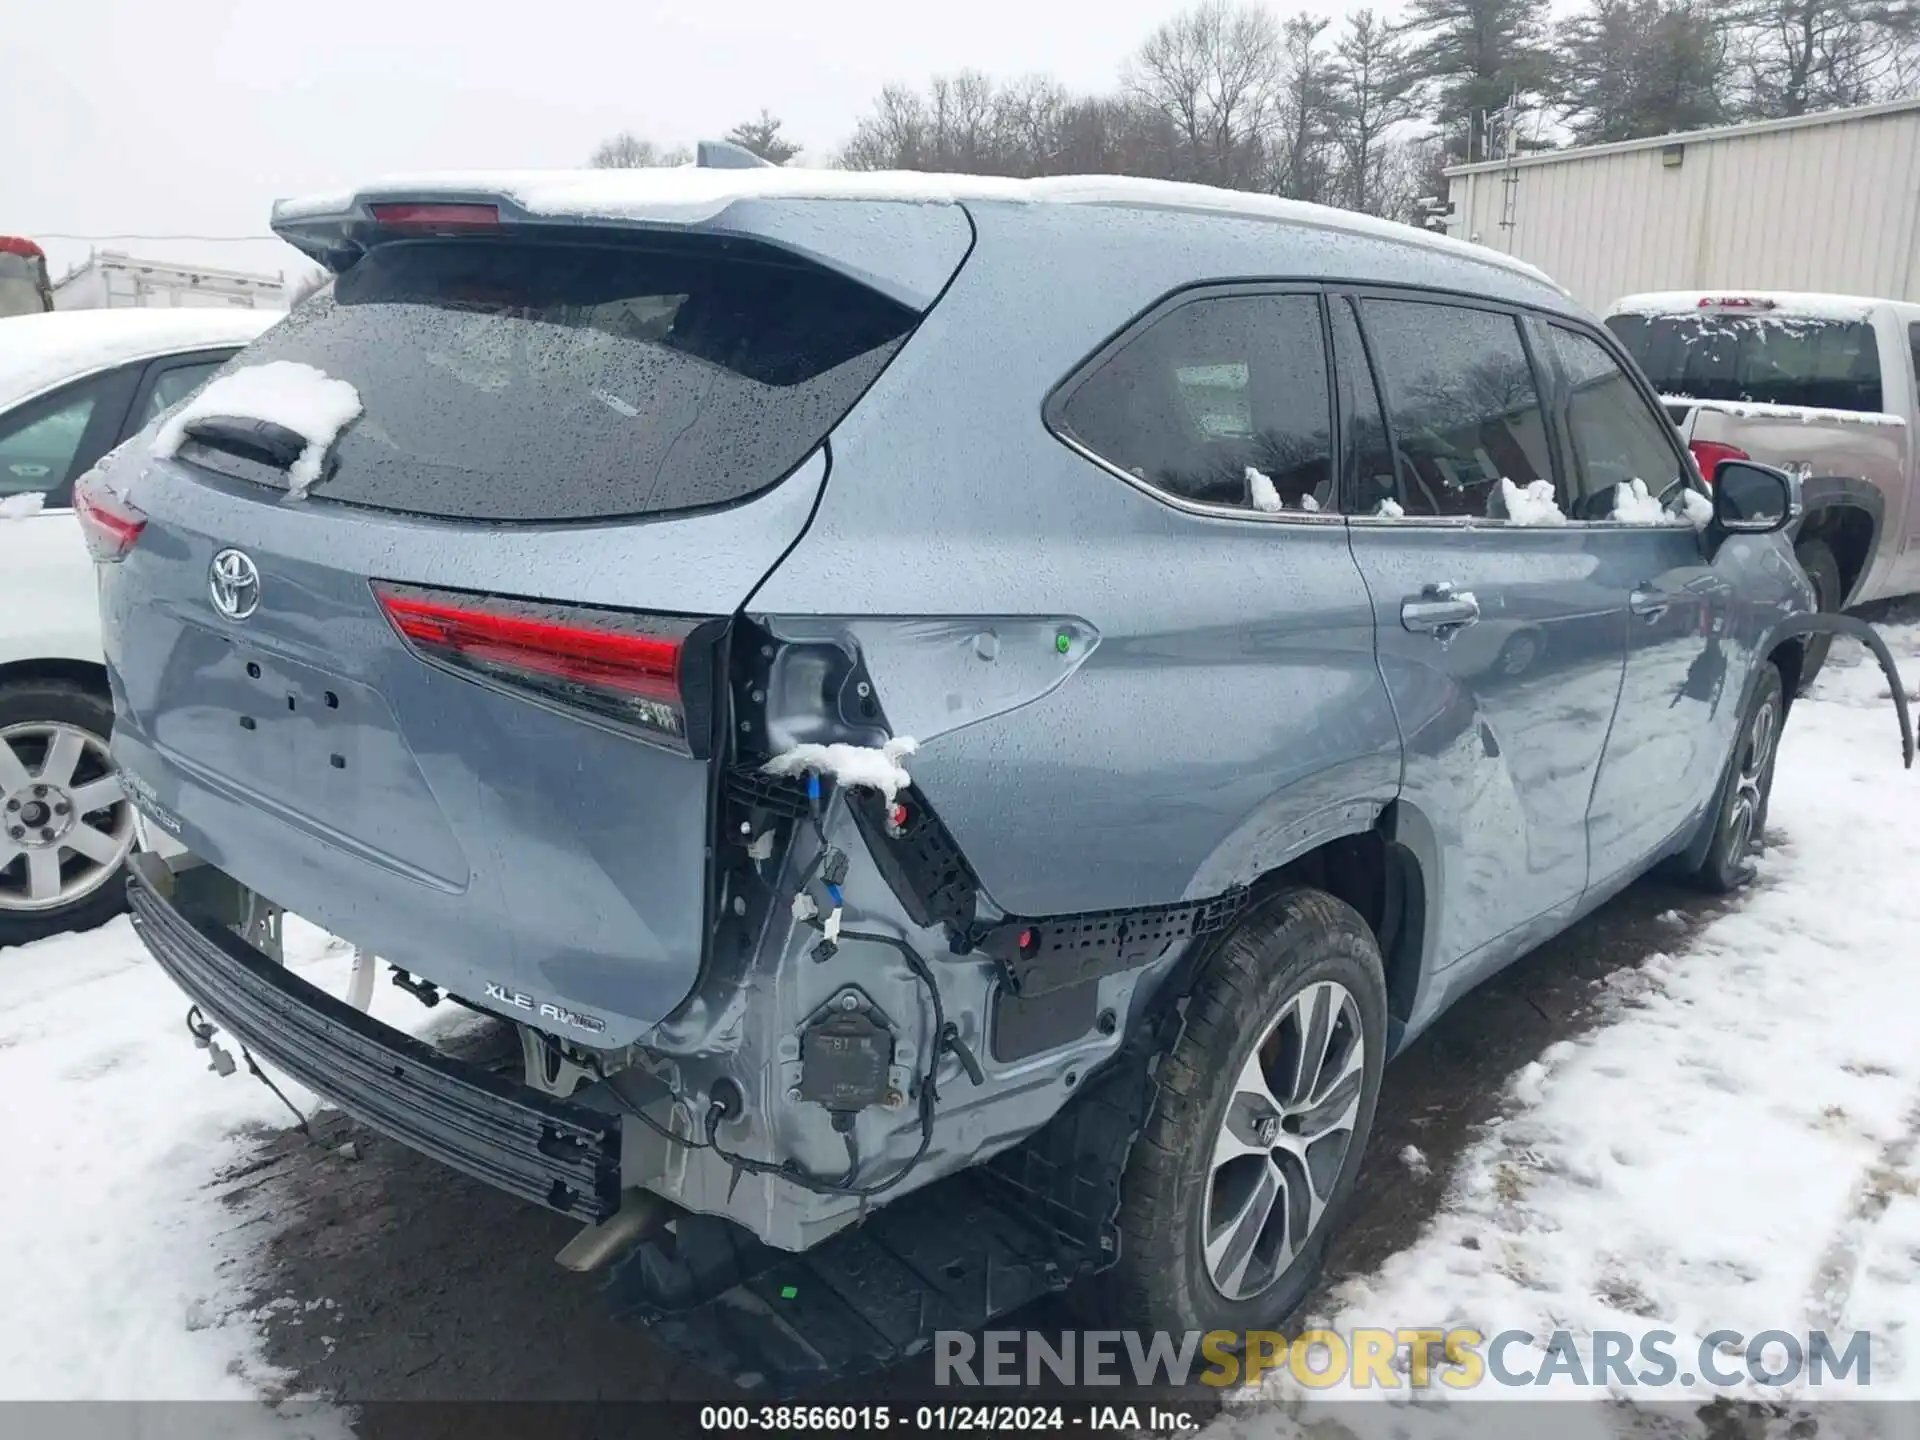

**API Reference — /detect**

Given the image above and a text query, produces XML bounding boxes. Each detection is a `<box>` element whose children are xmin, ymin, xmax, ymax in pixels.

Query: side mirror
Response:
<box><xmin>1711</xmin><ymin>460</ymin><xmax>1796</xmax><ymax>535</ymax></box>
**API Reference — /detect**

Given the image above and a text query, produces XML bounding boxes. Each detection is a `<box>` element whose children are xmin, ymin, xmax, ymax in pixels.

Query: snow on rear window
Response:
<box><xmin>210</xmin><ymin>237</ymin><xmax>918</xmax><ymax>523</ymax></box>
<box><xmin>1606</xmin><ymin>312</ymin><xmax>1883</xmax><ymax>414</ymax></box>
<box><xmin>152</xmin><ymin>361</ymin><xmax>362</xmax><ymax>501</ymax></box>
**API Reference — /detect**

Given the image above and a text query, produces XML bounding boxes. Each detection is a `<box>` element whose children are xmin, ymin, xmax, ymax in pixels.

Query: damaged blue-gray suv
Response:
<box><xmin>89</xmin><ymin>160</ymin><xmax>1869</xmax><ymax>1391</ymax></box>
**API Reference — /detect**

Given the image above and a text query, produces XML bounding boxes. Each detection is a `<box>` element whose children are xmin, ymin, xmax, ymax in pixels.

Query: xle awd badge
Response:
<box><xmin>209</xmin><ymin>548</ymin><xmax>261</xmax><ymax>621</ymax></box>
<box><xmin>483</xmin><ymin>982</ymin><xmax>608</xmax><ymax>1035</ymax></box>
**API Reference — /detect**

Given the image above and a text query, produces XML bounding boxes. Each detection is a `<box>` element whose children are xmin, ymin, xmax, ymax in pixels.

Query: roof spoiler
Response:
<box><xmin>695</xmin><ymin>140</ymin><xmax>773</xmax><ymax>170</ymax></box>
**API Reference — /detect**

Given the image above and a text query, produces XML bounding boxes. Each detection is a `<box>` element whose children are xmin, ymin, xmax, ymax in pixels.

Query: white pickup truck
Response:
<box><xmin>1605</xmin><ymin>292</ymin><xmax>1920</xmax><ymax>687</ymax></box>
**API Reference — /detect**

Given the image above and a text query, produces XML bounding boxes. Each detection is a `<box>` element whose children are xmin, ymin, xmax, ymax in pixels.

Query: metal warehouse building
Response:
<box><xmin>1443</xmin><ymin>97</ymin><xmax>1920</xmax><ymax>311</ymax></box>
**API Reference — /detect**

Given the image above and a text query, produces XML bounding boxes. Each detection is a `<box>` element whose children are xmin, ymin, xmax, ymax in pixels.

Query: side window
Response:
<box><xmin>1329</xmin><ymin>298</ymin><xmax>1400</xmax><ymax>516</ymax></box>
<box><xmin>140</xmin><ymin>360</ymin><xmax>226</xmax><ymax>426</ymax></box>
<box><xmin>0</xmin><ymin>381</ymin><xmax>108</xmax><ymax>502</ymax></box>
<box><xmin>1057</xmin><ymin>293</ymin><xmax>1334</xmax><ymax>514</ymax></box>
<box><xmin>1548</xmin><ymin>325</ymin><xmax>1689</xmax><ymax>522</ymax></box>
<box><xmin>1359</xmin><ymin>298</ymin><xmax>1555</xmax><ymax>520</ymax></box>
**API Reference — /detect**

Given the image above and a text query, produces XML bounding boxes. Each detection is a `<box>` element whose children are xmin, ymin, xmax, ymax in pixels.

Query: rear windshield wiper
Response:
<box><xmin>179</xmin><ymin>416</ymin><xmax>308</xmax><ymax>472</ymax></box>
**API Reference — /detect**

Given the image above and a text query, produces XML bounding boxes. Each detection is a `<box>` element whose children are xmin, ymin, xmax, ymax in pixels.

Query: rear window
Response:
<box><xmin>215</xmin><ymin>237</ymin><xmax>918</xmax><ymax>522</ymax></box>
<box><xmin>1605</xmin><ymin>311</ymin><xmax>1883</xmax><ymax>414</ymax></box>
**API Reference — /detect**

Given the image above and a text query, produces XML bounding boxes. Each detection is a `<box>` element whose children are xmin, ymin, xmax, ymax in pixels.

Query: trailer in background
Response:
<box><xmin>52</xmin><ymin>250</ymin><xmax>285</xmax><ymax>311</ymax></box>
<box><xmin>1443</xmin><ymin>97</ymin><xmax>1920</xmax><ymax>311</ymax></box>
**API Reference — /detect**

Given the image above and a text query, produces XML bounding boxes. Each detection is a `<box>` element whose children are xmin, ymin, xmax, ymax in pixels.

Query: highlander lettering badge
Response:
<box><xmin>209</xmin><ymin>548</ymin><xmax>261</xmax><ymax>621</ymax></box>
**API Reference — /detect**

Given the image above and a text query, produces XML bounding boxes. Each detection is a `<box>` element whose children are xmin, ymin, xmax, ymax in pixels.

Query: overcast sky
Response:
<box><xmin>6</xmin><ymin>0</ymin><xmax>1368</xmax><ymax>287</ymax></box>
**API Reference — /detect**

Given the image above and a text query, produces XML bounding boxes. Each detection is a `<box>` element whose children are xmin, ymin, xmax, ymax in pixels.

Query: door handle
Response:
<box><xmin>1401</xmin><ymin>583</ymin><xmax>1481</xmax><ymax>635</ymax></box>
<box><xmin>1629</xmin><ymin>587</ymin><xmax>1670</xmax><ymax>620</ymax></box>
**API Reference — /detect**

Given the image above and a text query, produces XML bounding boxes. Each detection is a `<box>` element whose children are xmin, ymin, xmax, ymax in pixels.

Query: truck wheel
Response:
<box><xmin>0</xmin><ymin>681</ymin><xmax>134</xmax><ymax>949</ymax></box>
<box><xmin>1690</xmin><ymin>661</ymin><xmax>1784</xmax><ymax>894</ymax></box>
<box><xmin>1794</xmin><ymin>538</ymin><xmax>1841</xmax><ymax>693</ymax></box>
<box><xmin>1100</xmin><ymin>887</ymin><xmax>1387</xmax><ymax>1334</ymax></box>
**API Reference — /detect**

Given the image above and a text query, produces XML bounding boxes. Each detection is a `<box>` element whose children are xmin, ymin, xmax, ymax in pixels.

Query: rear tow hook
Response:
<box><xmin>184</xmin><ymin>1005</ymin><xmax>236</xmax><ymax>1077</ymax></box>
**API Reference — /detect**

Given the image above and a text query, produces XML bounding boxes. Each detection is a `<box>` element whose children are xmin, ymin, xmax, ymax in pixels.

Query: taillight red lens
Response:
<box><xmin>374</xmin><ymin>583</ymin><xmax>712</xmax><ymax>752</ymax></box>
<box><xmin>368</xmin><ymin>202</ymin><xmax>501</xmax><ymax>231</ymax></box>
<box><xmin>73</xmin><ymin>472</ymin><xmax>147</xmax><ymax>561</ymax></box>
<box><xmin>1688</xmin><ymin>440</ymin><xmax>1750</xmax><ymax>484</ymax></box>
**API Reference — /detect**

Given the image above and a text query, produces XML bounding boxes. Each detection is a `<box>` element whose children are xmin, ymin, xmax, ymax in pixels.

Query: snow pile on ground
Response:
<box><xmin>0</xmin><ymin>914</ymin><xmax>447</xmax><ymax>1421</ymax></box>
<box><xmin>0</xmin><ymin>491</ymin><xmax>46</xmax><ymax>519</ymax></box>
<box><xmin>152</xmin><ymin>361</ymin><xmax>362</xmax><ymax>500</ymax></box>
<box><xmin>1500</xmin><ymin>478</ymin><xmax>1567</xmax><ymax>526</ymax></box>
<box><xmin>764</xmin><ymin>735</ymin><xmax>918</xmax><ymax>803</ymax></box>
<box><xmin>1215</xmin><ymin>610</ymin><xmax>1920</xmax><ymax>1436</ymax></box>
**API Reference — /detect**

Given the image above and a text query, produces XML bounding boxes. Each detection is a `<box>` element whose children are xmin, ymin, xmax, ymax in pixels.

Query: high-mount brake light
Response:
<box><xmin>373</xmin><ymin>583</ymin><xmax>712</xmax><ymax>753</ymax></box>
<box><xmin>368</xmin><ymin>202</ymin><xmax>501</xmax><ymax>232</ymax></box>
<box><xmin>72</xmin><ymin>472</ymin><xmax>148</xmax><ymax>561</ymax></box>
<box><xmin>1697</xmin><ymin>296</ymin><xmax>1776</xmax><ymax>311</ymax></box>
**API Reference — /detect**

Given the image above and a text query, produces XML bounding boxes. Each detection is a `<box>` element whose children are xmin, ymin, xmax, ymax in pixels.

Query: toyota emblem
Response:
<box><xmin>209</xmin><ymin>548</ymin><xmax>261</xmax><ymax>621</ymax></box>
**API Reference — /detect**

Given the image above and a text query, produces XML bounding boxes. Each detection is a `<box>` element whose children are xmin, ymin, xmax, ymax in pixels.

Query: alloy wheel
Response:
<box><xmin>1724</xmin><ymin>696</ymin><xmax>1779</xmax><ymax>864</ymax></box>
<box><xmin>0</xmin><ymin>721</ymin><xmax>134</xmax><ymax>913</ymax></box>
<box><xmin>1203</xmin><ymin>979</ymin><xmax>1367</xmax><ymax>1301</ymax></box>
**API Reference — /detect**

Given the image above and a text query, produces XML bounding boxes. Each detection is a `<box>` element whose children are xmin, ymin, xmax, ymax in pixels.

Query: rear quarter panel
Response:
<box><xmin>753</xmin><ymin>203</ymin><xmax>1571</xmax><ymax>917</ymax></box>
<box><xmin>0</xmin><ymin>511</ymin><xmax>101</xmax><ymax>667</ymax></box>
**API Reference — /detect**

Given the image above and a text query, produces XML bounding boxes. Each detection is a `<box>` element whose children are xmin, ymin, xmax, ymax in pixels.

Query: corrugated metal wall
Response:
<box><xmin>1449</xmin><ymin>100</ymin><xmax>1920</xmax><ymax>311</ymax></box>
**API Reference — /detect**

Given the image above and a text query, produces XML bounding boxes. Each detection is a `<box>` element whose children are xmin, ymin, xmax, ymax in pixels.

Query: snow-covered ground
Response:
<box><xmin>1</xmin><ymin>613</ymin><xmax>1913</xmax><ymax>1434</ymax></box>
<box><xmin>0</xmin><ymin>915</ymin><xmax>461</xmax><ymax>1426</ymax></box>
<box><xmin>1217</xmin><ymin>611</ymin><xmax>1920</xmax><ymax>1435</ymax></box>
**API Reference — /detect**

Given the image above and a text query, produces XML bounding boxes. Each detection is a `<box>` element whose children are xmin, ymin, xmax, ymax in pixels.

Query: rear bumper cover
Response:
<box><xmin>127</xmin><ymin>864</ymin><xmax>622</xmax><ymax>1223</ymax></box>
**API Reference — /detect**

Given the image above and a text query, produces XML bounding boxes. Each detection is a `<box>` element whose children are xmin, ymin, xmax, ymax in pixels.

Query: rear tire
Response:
<box><xmin>1794</xmin><ymin>537</ymin><xmax>1842</xmax><ymax>693</ymax></box>
<box><xmin>1097</xmin><ymin>887</ymin><xmax>1387</xmax><ymax>1334</ymax></box>
<box><xmin>0</xmin><ymin>681</ymin><xmax>134</xmax><ymax>949</ymax></box>
<box><xmin>1689</xmin><ymin>662</ymin><xmax>1784</xmax><ymax>894</ymax></box>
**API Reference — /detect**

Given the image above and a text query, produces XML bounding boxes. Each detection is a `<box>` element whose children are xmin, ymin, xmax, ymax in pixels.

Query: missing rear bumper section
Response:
<box><xmin>125</xmin><ymin>859</ymin><xmax>622</xmax><ymax>1223</ymax></box>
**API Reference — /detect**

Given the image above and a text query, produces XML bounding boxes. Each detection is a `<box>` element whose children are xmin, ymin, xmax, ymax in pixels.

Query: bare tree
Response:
<box><xmin>1326</xmin><ymin>11</ymin><xmax>1420</xmax><ymax>214</ymax></box>
<box><xmin>725</xmin><ymin>110</ymin><xmax>802</xmax><ymax>164</ymax></box>
<box><xmin>1128</xmin><ymin>1</ymin><xmax>1285</xmax><ymax>187</ymax></box>
<box><xmin>588</xmin><ymin>131</ymin><xmax>691</xmax><ymax>169</ymax></box>
<box><xmin>1724</xmin><ymin>0</ymin><xmax>1919</xmax><ymax>115</ymax></box>
<box><xmin>286</xmin><ymin>268</ymin><xmax>330</xmax><ymax>307</ymax></box>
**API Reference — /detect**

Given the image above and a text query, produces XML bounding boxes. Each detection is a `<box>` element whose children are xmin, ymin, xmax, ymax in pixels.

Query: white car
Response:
<box><xmin>0</xmin><ymin>308</ymin><xmax>277</xmax><ymax>945</ymax></box>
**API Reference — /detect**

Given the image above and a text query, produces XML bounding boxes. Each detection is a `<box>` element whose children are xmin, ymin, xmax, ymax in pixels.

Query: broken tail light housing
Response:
<box><xmin>1689</xmin><ymin>439</ymin><xmax>1751</xmax><ymax>485</ymax></box>
<box><xmin>73</xmin><ymin>472</ymin><xmax>148</xmax><ymax>561</ymax></box>
<box><xmin>373</xmin><ymin>582</ymin><xmax>718</xmax><ymax>756</ymax></box>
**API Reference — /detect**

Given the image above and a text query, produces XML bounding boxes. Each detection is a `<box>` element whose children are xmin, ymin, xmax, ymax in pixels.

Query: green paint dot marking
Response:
<box><xmin>779</xmin><ymin>1285</ymin><xmax>799</xmax><ymax>1300</ymax></box>
<box><xmin>1055</xmin><ymin>631</ymin><xmax>1072</xmax><ymax>655</ymax></box>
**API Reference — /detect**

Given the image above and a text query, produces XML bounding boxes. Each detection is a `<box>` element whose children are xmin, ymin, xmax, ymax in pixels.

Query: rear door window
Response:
<box><xmin>1054</xmin><ymin>293</ymin><xmax>1335</xmax><ymax>514</ymax></box>
<box><xmin>207</xmin><ymin>237</ymin><xmax>920</xmax><ymax>522</ymax></box>
<box><xmin>1605</xmin><ymin>311</ymin><xmax>1884</xmax><ymax>413</ymax></box>
<box><xmin>1548</xmin><ymin>326</ymin><xmax>1690</xmax><ymax>522</ymax></box>
<box><xmin>1358</xmin><ymin>298</ymin><xmax>1556</xmax><ymax>520</ymax></box>
<box><xmin>0</xmin><ymin>366</ymin><xmax>139</xmax><ymax>506</ymax></box>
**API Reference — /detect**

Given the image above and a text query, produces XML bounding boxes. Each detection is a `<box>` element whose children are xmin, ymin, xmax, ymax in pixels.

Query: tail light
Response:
<box><xmin>73</xmin><ymin>472</ymin><xmax>148</xmax><ymax>561</ymax></box>
<box><xmin>1689</xmin><ymin>440</ymin><xmax>1750</xmax><ymax>484</ymax></box>
<box><xmin>1697</xmin><ymin>296</ymin><xmax>1776</xmax><ymax>311</ymax></box>
<box><xmin>373</xmin><ymin>582</ymin><xmax>717</xmax><ymax>755</ymax></box>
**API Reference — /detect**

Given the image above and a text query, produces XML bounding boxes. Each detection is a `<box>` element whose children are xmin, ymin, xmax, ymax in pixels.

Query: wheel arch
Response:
<box><xmin>0</xmin><ymin>657</ymin><xmax>112</xmax><ymax>698</ymax></box>
<box><xmin>1795</xmin><ymin>485</ymin><xmax>1881</xmax><ymax>608</ymax></box>
<box><xmin>1239</xmin><ymin>810</ymin><xmax>1428</xmax><ymax>1051</ymax></box>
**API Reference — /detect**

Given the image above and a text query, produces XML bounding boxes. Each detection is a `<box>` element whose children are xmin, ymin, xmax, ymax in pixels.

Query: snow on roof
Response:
<box><xmin>274</xmin><ymin>167</ymin><xmax>1559</xmax><ymax>290</ymax></box>
<box><xmin>1608</xmin><ymin>290</ymin><xmax>1883</xmax><ymax>321</ymax></box>
<box><xmin>0</xmin><ymin>309</ymin><xmax>278</xmax><ymax>412</ymax></box>
<box><xmin>1661</xmin><ymin>394</ymin><xmax>1908</xmax><ymax>427</ymax></box>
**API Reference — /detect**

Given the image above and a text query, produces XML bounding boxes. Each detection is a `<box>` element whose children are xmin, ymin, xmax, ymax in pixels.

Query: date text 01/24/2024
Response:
<box><xmin>697</xmin><ymin>1405</ymin><xmax>1201</xmax><ymax>1432</ymax></box>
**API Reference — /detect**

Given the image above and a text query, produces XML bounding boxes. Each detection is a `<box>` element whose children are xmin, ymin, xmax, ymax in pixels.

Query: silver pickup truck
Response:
<box><xmin>1606</xmin><ymin>291</ymin><xmax>1920</xmax><ymax>686</ymax></box>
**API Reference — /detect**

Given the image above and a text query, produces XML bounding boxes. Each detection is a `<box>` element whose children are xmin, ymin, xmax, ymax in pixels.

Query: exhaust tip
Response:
<box><xmin>554</xmin><ymin>1189</ymin><xmax>669</xmax><ymax>1273</ymax></box>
